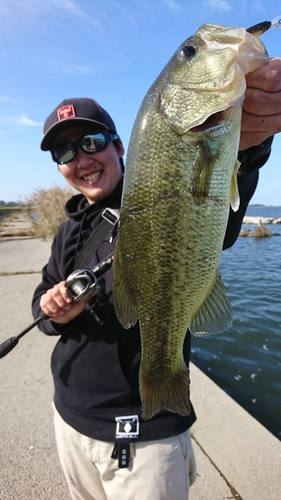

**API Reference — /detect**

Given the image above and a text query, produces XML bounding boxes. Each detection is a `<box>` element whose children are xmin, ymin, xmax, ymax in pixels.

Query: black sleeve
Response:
<box><xmin>223</xmin><ymin>136</ymin><xmax>273</xmax><ymax>250</ymax></box>
<box><xmin>31</xmin><ymin>228</ymin><xmax>79</xmax><ymax>337</ymax></box>
<box><xmin>32</xmin><ymin>258</ymin><xmax>80</xmax><ymax>337</ymax></box>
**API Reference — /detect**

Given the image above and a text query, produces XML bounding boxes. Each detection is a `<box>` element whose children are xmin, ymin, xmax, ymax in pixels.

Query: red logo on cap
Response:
<box><xmin>57</xmin><ymin>104</ymin><xmax>76</xmax><ymax>121</ymax></box>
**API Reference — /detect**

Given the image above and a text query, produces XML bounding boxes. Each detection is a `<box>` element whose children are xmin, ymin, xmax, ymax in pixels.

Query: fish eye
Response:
<box><xmin>180</xmin><ymin>45</ymin><xmax>196</xmax><ymax>58</ymax></box>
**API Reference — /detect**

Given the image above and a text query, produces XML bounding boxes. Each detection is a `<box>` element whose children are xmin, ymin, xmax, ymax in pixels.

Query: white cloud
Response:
<box><xmin>59</xmin><ymin>63</ymin><xmax>97</xmax><ymax>75</ymax></box>
<box><xmin>0</xmin><ymin>94</ymin><xmax>21</xmax><ymax>103</ymax></box>
<box><xmin>2</xmin><ymin>115</ymin><xmax>42</xmax><ymax>127</ymax></box>
<box><xmin>48</xmin><ymin>0</ymin><xmax>103</xmax><ymax>30</ymax></box>
<box><xmin>203</xmin><ymin>0</ymin><xmax>232</xmax><ymax>11</ymax></box>
<box><xmin>162</xmin><ymin>0</ymin><xmax>181</xmax><ymax>12</ymax></box>
<box><xmin>0</xmin><ymin>0</ymin><xmax>103</xmax><ymax>38</ymax></box>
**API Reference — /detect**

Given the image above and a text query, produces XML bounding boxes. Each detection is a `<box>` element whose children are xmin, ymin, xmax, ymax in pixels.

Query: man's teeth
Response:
<box><xmin>83</xmin><ymin>172</ymin><xmax>101</xmax><ymax>182</ymax></box>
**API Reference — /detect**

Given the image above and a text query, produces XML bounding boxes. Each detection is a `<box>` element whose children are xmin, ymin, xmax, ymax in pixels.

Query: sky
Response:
<box><xmin>0</xmin><ymin>0</ymin><xmax>280</xmax><ymax>206</ymax></box>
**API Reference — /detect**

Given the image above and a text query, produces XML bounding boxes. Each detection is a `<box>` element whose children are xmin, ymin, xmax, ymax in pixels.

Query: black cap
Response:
<box><xmin>41</xmin><ymin>98</ymin><xmax>117</xmax><ymax>151</ymax></box>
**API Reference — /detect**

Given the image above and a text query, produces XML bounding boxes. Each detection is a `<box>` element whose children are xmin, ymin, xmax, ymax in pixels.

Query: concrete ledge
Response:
<box><xmin>0</xmin><ymin>238</ymin><xmax>52</xmax><ymax>274</ymax></box>
<box><xmin>189</xmin><ymin>363</ymin><xmax>281</xmax><ymax>500</ymax></box>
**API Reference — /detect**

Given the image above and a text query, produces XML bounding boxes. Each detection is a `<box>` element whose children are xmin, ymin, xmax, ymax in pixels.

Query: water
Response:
<box><xmin>191</xmin><ymin>206</ymin><xmax>281</xmax><ymax>440</ymax></box>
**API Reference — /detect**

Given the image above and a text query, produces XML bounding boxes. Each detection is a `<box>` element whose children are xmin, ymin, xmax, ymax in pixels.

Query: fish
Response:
<box><xmin>112</xmin><ymin>23</ymin><xmax>268</xmax><ymax>420</ymax></box>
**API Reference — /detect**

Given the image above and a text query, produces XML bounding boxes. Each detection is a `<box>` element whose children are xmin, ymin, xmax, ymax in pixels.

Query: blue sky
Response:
<box><xmin>0</xmin><ymin>0</ymin><xmax>280</xmax><ymax>205</ymax></box>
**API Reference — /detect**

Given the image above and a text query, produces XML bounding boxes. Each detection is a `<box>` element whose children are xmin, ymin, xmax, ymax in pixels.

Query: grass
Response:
<box><xmin>252</xmin><ymin>225</ymin><xmax>273</xmax><ymax>238</ymax></box>
<box><xmin>0</xmin><ymin>185</ymin><xmax>75</xmax><ymax>239</ymax></box>
<box><xmin>24</xmin><ymin>185</ymin><xmax>75</xmax><ymax>238</ymax></box>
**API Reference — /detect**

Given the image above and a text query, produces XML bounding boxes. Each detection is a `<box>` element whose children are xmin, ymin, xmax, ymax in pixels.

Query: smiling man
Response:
<box><xmin>41</xmin><ymin>99</ymin><xmax>124</xmax><ymax>205</ymax></box>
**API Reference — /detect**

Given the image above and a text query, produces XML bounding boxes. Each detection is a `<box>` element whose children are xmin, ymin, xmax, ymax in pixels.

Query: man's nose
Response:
<box><xmin>76</xmin><ymin>148</ymin><xmax>95</xmax><ymax>167</ymax></box>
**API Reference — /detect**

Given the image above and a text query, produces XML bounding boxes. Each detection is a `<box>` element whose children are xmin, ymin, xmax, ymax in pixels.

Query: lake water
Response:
<box><xmin>191</xmin><ymin>205</ymin><xmax>281</xmax><ymax>440</ymax></box>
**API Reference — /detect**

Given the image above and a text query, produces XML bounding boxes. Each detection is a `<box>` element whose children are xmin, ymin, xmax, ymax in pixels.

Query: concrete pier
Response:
<box><xmin>0</xmin><ymin>238</ymin><xmax>280</xmax><ymax>499</ymax></box>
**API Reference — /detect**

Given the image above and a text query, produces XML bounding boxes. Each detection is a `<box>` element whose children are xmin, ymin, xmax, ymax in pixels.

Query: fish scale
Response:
<box><xmin>113</xmin><ymin>23</ymin><xmax>268</xmax><ymax>420</ymax></box>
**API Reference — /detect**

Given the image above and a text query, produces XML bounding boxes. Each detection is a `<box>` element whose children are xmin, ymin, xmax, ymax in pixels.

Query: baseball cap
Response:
<box><xmin>41</xmin><ymin>98</ymin><xmax>117</xmax><ymax>151</ymax></box>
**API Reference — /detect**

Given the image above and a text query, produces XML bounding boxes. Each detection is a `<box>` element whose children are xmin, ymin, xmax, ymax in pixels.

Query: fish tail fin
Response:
<box><xmin>140</xmin><ymin>365</ymin><xmax>191</xmax><ymax>420</ymax></box>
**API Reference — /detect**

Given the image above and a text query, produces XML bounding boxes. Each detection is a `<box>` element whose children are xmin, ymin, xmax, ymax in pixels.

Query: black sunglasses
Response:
<box><xmin>51</xmin><ymin>132</ymin><xmax>120</xmax><ymax>165</ymax></box>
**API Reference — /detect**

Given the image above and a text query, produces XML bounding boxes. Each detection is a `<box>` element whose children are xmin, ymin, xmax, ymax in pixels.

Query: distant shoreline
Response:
<box><xmin>249</xmin><ymin>204</ymin><xmax>281</xmax><ymax>207</ymax></box>
<box><xmin>1</xmin><ymin>209</ymin><xmax>280</xmax><ymax>240</ymax></box>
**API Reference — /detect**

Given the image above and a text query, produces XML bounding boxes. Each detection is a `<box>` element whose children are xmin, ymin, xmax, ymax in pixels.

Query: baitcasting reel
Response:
<box><xmin>0</xmin><ymin>253</ymin><xmax>114</xmax><ymax>359</ymax></box>
<box><xmin>65</xmin><ymin>253</ymin><xmax>114</xmax><ymax>324</ymax></box>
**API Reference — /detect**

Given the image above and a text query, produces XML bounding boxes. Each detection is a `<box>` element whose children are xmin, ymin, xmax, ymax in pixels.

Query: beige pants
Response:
<box><xmin>53</xmin><ymin>405</ymin><xmax>197</xmax><ymax>500</ymax></box>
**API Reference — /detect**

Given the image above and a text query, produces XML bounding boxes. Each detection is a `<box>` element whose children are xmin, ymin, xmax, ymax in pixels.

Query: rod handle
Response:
<box><xmin>0</xmin><ymin>337</ymin><xmax>19</xmax><ymax>358</ymax></box>
<box><xmin>0</xmin><ymin>313</ymin><xmax>48</xmax><ymax>359</ymax></box>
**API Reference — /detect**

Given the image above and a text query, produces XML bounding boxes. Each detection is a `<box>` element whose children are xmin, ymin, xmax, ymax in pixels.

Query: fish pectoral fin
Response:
<box><xmin>190</xmin><ymin>271</ymin><xmax>233</xmax><ymax>336</ymax></box>
<box><xmin>230</xmin><ymin>159</ymin><xmax>240</xmax><ymax>212</ymax></box>
<box><xmin>112</xmin><ymin>249</ymin><xmax>138</xmax><ymax>328</ymax></box>
<box><xmin>140</xmin><ymin>365</ymin><xmax>191</xmax><ymax>420</ymax></box>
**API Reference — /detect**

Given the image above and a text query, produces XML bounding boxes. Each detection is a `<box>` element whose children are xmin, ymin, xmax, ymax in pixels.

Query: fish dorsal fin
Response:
<box><xmin>190</xmin><ymin>271</ymin><xmax>233</xmax><ymax>336</ymax></box>
<box><xmin>230</xmin><ymin>159</ymin><xmax>240</xmax><ymax>212</ymax></box>
<box><xmin>112</xmin><ymin>247</ymin><xmax>138</xmax><ymax>328</ymax></box>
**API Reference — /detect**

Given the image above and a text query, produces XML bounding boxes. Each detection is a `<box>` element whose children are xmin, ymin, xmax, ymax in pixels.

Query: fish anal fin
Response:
<box><xmin>140</xmin><ymin>366</ymin><xmax>191</xmax><ymax>420</ymax></box>
<box><xmin>230</xmin><ymin>159</ymin><xmax>240</xmax><ymax>212</ymax></box>
<box><xmin>190</xmin><ymin>271</ymin><xmax>233</xmax><ymax>336</ymax></box>
<box><xmin>112</xmin><ymin>248</ymin><xmax>138</xmax><ymax>328</ymax></box>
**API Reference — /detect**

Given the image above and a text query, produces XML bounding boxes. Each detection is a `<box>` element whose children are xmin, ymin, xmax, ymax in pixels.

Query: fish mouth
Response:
<box><xmin>189</xmin><ymin>110</ymin><xmax>225</xmax><ymax>132</ymax></box>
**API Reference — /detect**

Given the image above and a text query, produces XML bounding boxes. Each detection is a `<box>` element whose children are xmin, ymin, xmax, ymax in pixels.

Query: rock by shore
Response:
<box><xmin>243</xmin><ymin>216</ymin><xmax>281</xmax><ymax>225</ymax></box>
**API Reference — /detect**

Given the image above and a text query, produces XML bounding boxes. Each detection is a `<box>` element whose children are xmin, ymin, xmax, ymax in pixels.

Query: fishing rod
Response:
<box><xmin>0</xmin><ymin>253</ymin><xmax>115</xmax><ymax>359</ymax></box>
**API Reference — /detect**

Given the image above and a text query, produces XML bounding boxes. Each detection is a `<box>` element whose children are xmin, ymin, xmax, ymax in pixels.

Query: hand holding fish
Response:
<box><xmin>240</xmin><ymin>57</ymin><xmax>281</xmax><ymax>150</ymax></box>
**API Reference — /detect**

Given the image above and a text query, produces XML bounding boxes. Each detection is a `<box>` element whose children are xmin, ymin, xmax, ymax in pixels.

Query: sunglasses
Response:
<box><xmin>51</xmin><ymin>132</ymin><xmax>120</xmax><ymax>165</ymax></box>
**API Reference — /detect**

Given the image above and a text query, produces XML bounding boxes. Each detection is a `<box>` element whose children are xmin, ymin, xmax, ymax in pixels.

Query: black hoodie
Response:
<box><xmin>32</xmin><ymin>138</ymin><xmax>272</xmax><ymax>443</ymax></box>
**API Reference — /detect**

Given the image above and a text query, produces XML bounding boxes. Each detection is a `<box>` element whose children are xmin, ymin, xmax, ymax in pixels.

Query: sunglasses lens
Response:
<box><xmin>52</xmin><ymin>143</ymin><xmax>76</xmax><ymax>164</ymax></box>
<box><xmin>80</xmin><ymin>133</ymin><xmax>107</xmax><ymax>153</ymax></box>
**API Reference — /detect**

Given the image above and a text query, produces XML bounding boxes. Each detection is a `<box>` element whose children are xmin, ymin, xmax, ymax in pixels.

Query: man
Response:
<box><xmin>32</xmin><ymin>59</ymin><xmax>281</xmax><ymax>500</ymax></box>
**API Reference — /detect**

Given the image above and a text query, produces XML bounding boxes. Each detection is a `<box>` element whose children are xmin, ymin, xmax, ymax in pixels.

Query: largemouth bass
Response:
<box><xmin>113</xmin><ymin>23</ymin><xmax>268</xmax><ymax>420</ymax></box>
